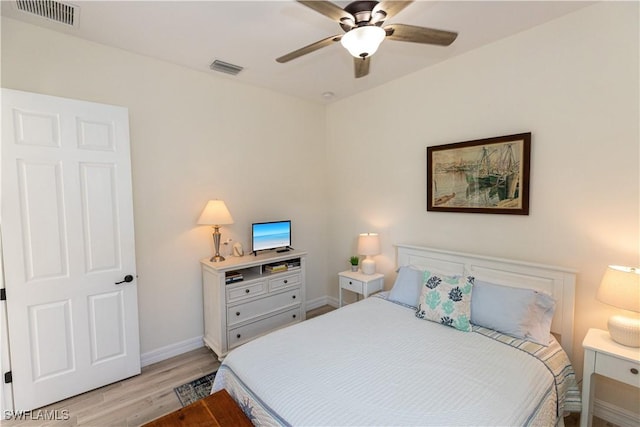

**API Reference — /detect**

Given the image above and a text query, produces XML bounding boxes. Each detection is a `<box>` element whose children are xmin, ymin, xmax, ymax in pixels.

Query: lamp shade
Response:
<box><xmin>597</xmin><ymin>265</ymin><xmax>640</xmax><ymax>313</ymax></box>
<box><xmin>197</xmin><ymin>200</ymin><xmax>234</xmax><ymax>226</ymax></box>
<box><xmin>357</xmin><ymin>233</ymin><xmax>380</xmax><ymax>256</ymax></box>
<box><xmin>340</xmin><ymin>26</ymin><xmax>386</xmax><ymax>58</ymax></box>
<box><xmin>358</xmin><ymin>233</ymin><xmax>379</xmax><ymax>275</ymax></box>
<box><xmin>597</xmin><ymin>265</ymin><xmax>640</xmax><ymax>347</ymax></box>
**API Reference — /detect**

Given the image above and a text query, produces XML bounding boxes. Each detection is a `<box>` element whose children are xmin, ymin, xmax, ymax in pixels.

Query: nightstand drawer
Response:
<box><xmin>340</xmin><ymin>276</ymin><xmax>363</xmax><ymax>294</ymax></box>
<box><xmin>595</xmin><ymin>352</ymin><xmax>640</xmax><ymax>388</ymax></box>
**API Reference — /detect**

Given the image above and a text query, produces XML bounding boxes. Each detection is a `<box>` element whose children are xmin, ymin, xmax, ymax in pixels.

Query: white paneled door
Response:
<box><xmin>1</xmin><ymin>89</ymin><xmax>140</xmax><ymax>410</ymax></box>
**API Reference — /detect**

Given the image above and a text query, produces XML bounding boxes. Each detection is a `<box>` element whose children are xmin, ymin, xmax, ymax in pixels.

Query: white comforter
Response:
<box><xmin>212</xmin><ymin>295</ymin><xmax>578</xmax><ymax>426</ymax></box>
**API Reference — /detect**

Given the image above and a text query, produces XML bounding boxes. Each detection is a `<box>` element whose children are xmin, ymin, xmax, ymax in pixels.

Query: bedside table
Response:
<box><xmin>338</xmin><ymin>270</ymin><xmax>384</xmax><ymax>307</ymax></box>
<box><xmin>580</xmin><ymin>328</ymin><xmax>640</xmax><ymax>427</ymax></box>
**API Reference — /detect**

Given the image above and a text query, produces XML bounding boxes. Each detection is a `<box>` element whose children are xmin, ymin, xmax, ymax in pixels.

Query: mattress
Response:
<box><xmin>212</xmin><ymin>295</ymin><xmax>580</xmax><ymax>426</ymax></box>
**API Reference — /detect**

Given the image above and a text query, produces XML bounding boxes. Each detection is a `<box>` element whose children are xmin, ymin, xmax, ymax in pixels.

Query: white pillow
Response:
<box><xmin>415</xmin><ymin>272</ymin><xmax>473</xmax><ymax>332</ymax></box>
<box><xmin>470</xmin><ymin>279</ymin><xmax>555</xmax><ymax>345</ymax></box>
<box><xmin>388</xmin><ymin>266</ymin><xmax>424</xmax><ymax>307</ymax></box>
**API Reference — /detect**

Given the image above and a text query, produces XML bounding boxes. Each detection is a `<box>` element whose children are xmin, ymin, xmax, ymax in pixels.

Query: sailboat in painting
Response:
<box><xmin>465</xmin><ymin>143</ymin><xmax>520</xmax><ymax>201</ymax></box>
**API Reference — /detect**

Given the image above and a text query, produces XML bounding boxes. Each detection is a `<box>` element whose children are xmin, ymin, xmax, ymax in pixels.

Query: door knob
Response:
<box><xmin>115</xmin><ymin>275</ymin><xmax>134</xmax><ymax>285</ymax></box>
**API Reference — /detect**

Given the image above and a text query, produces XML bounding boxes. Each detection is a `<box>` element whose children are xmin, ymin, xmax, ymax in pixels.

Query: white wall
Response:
<box><xmin>1</xmin><ymin>1</ymin><xmax>638</xmax><ymax>421</ymax></box>
<box><xmin>325</xmin><ymin>1</ymin><xmax>639</xmax><ymax>417</ymax></box>
<box><xmin>0</xmin><ymin>17</ymin><xmax>329</xmax><ymax>357</ymax></box>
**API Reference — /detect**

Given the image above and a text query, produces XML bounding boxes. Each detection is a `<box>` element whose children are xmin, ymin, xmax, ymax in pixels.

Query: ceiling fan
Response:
<box><xmin>276</xmin><ymin>0</ymin><xmax>458</xmax><ymax>78</ymax></box>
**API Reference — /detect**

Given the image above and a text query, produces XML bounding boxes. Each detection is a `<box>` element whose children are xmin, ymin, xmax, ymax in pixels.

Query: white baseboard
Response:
<box><xmin>594</xmin><ymin>398</ymin><xmax>640</xmax><ymax>427</ymax></box>
<box><xmin>140</xmin><ymin>336</ymin><xmax>204</xmax><ymax>367</ymax></box>
<box><xmin>306</xmin><ymin>295</ymin><xmax>338</xmax><ymax>311</ymax></box>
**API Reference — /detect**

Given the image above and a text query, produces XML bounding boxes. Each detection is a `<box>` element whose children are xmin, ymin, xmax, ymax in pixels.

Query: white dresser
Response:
<box><xmin>201</xmin><ymin>250</ymin><xmax>307</xmax><ymax>360</ymax></box>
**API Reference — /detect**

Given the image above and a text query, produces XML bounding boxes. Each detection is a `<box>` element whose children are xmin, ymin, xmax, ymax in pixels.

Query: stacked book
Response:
<box><xmin>264</xmin><ymin>264</ymin><xmax>288</xmax><ymax>273</ymax></box>
<box><xmin>225</xmin><ymin>271</ymin><xmax>244</xmax><ymax>284</ymax></box>
<box><xmin>286</xmin><ymin>261</ymin><xmax>301</xmax><ymax>270</ymax></box>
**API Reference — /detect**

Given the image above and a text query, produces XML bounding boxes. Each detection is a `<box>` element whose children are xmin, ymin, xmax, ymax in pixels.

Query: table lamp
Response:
<box><xmin>358</xmin><ymin>233</ymin><xmax>380</xmax><ymax>275</ymax></box>
<box><xmin>197</xmin><ymin>200</ymin><xmax>234</xmax><ymax>262</ymax></box>
<box><xmin>596</xmin><ymin>265</ymin><xmax>640</xmax><ymax>347</ymax></box>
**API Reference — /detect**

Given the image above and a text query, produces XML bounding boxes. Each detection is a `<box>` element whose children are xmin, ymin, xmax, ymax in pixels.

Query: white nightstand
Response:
<box><xmin>580</xmin><ymin>328</ymin><xmax>640</xmax><ymax>427</ymax></box>
<box><xmin>338</xmin><ymin>270</ymin><xmax>384</xmax><ymax>307</ymax></box>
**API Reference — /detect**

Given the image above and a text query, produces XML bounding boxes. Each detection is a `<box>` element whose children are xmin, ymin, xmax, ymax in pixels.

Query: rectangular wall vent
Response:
<box><xmin>15</xmin><ymin>0</ymin><xmax>79</xmax><ymax>27</ymax></box>
<box><xmin>209</xmin><ymin>60</ymin><xmax>243</xmax><ymax>76</ymax></box>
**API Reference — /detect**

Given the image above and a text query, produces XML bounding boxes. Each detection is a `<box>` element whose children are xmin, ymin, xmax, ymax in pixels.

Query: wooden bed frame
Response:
<box><xmin>396</xmin><ymin>244</ymin><xmax>577</xmax><ymax>360</ymax></box>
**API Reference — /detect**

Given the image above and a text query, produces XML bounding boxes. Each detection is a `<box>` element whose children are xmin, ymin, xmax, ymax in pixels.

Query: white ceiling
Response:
<box><xmin>1</xmin><ymin>0</ymin><xmax>594</xmax><ymax>104</ymax></box>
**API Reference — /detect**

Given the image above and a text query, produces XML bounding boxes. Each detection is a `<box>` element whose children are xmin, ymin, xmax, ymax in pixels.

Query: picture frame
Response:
<box><xmin>427</xmin><ymin>133</ymin><xmax>531</xmax><ymax>215</ymax></box>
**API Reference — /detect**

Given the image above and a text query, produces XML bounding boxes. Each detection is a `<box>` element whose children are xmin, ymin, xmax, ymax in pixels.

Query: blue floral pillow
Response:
<box><xmin>415</xmin><ymin>272</ymin><xmax>474</xmax><ymax>332</ymax></box>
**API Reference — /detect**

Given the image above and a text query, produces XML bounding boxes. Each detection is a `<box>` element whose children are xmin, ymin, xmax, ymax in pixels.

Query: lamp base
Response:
<box><xmin>210</xmin><ymin>226</ymin><xmax>225</xmax><ymax>263</ymax></box>
<box><xmin>608</xmin><ymin>314</ymin><xmax>640</xmax><ymax>347</ymax></box>
<box><xmin>361</xmin><ymin>257</ymin><xmax>376</xmax><ymax>275</ymax></box>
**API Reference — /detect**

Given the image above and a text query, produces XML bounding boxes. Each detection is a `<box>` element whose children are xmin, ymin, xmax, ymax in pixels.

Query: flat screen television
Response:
<box><xmin>251</xmin><ymin>220</ymin><xmax>292</xmax><ymax>255</ymax></box>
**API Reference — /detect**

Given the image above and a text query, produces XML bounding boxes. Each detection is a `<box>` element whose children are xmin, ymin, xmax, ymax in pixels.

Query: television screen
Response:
<box><xmin>252</xmin><ymin>220</ymin><xmax>291</xmax><ymax>253</ymax></box>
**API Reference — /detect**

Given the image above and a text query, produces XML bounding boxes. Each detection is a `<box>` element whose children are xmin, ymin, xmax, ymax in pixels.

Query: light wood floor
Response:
<box><xmin>2</xmin><ymin>305</ymin><xmax>616</xmax><ymax>427</ymax></box>
<box><xmin>3</xmin><ymin>346</ymin><xmax>219</xmax><ymax>427</ymax></box>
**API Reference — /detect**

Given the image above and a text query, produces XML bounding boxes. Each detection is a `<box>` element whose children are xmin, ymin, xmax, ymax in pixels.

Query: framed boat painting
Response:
<box><xmin>426</xmin><ymin>133</ymin><xmax>531</xmax><ymax>215</ymax></box>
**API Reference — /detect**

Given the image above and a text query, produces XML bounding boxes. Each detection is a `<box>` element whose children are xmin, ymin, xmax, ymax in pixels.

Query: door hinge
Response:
<box><xmin>0</xmin><ymin>288</ymin><xmax>5</xmax><ymax>301</ymax></box>
<box><xmin>4</xmin><ymin>371</ymin><xmax>12</xmax><ymax>383</ymax></box>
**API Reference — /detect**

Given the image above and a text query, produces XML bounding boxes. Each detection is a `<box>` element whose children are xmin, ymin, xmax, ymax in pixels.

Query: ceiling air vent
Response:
<box><xmin>15</xmin><ymin>0</ymin><xmax>79</xmax><ymax>28</ymax></box>
<box><xmin>209</xmin><ymin>60</ymin><xmax>243</xmax><ymax>76</ymax></box>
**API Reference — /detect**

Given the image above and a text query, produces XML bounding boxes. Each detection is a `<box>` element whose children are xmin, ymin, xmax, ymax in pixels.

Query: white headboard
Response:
<box><xmin>395</xmin><ymin>244</ymin><xmax>577</xmax><ymax>360</ymax></box>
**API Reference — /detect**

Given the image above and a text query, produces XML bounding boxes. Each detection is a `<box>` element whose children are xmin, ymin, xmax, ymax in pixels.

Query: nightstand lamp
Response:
<box><xmin>596</xmin><ymin>265</ymin><xmax>640</xmax><ymax>347</ymax></box>
<box><xmin>358</xmin><ymin>233</ymin><xmax>380</xmax><ymax>275</ymax></box>
<box><xmin>198</xmin><ymin>200</ymin><xmax>234</xmax><ymax>262</ymax></box>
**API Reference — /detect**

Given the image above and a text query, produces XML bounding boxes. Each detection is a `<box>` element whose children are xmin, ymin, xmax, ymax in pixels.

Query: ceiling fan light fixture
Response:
<box><xmin>340</xmin><ymin>25</ymin><xmax>386</xmax><ymax>58</ymax></box>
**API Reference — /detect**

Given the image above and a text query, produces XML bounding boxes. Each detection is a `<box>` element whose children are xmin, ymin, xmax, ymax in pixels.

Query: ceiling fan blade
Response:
<box><xmin>297</xmin><ymin>1</ymin><xmax>356</xmax><ymax>27</ymax></box>
<box><xmin>370</xmin><ymin>1</ymin><xmax>413</xmax><ymax>24</ymax></box>
<box><xmin>384</xmin><ymin>23</ymin><xmax>458</xmax><ymax>46</ymax></box>
<box><xmin>354</xmin><ymin>56</ymin><xmax>370</xmax><ymax>78</ymax></box>
<box><xmin>276</xmin><ymin>34</ymin><xmax>343</xmax><ymax>63</ymax></box>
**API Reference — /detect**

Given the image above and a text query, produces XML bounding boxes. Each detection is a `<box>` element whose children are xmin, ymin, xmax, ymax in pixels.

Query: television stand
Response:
<box><xmin>200</xmin><ymin>249</ymin><xmax>307</xmax><ymax>360</ymax></box>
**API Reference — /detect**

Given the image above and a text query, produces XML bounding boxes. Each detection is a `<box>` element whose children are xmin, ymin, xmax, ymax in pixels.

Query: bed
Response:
<box><xmin>211</xmin><ymin>244</ymin><xmax>581</xmax><ymax>426</ymax></box>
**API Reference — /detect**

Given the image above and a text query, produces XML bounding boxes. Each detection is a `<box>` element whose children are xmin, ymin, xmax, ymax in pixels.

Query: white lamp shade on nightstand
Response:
<box><xmin>357</xmin><ymin>233</ymin><xmax>380</xmax><ymax>275</ymax></box>
<box><xmin>597</xmin><ymin>265</ymin><xmax>640</xmax><ymax>347</ymax></box>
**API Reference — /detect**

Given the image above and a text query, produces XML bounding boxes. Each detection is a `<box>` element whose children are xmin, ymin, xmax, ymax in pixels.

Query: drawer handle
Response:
<box><xmin>632</xmin><ymin>368</ymin><xmax>639</xmax><ymax>375</ymax></box>
<box><xmin>245</xmin><ymin>289</ymin><xmax>250</xmax><ymax>294</ymax></box>
<box><xmin>236</xmin><ymin>311</ymin><xmax>240</xmax><ymax>316</ymax></box>
<box><xmin>284</xmin><ymin>279</ymin><xmax>288</xmax><ymax>284</ymax></box>
<box><xmin>349</xmin><ymin>281</ymin><xmax>352</xmax><ymax>285</ymax></box>
<box><xmin>292</xmin><ymin>314</ymin><xmax>297</xmax><ymax>319</ymax></box>
<box><xmin>236</xmin><ymin>334</ymin><xmax>241</xmax><ymax>339</ymax></box>
<box><xmin>292</xmin><ymin>295</ymin><xmax>296</xmax><ymax>299</ymax></box>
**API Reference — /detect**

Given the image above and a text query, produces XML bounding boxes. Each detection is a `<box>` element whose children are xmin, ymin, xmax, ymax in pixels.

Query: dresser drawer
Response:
<box><xmin>227</xmin><ymin>288</ymin><xmax>300</xmax><ymax>326</ymax></box>
<box><xmin>595</xmin><ymin>352</ymin><xmax>640</xmax><ymax>388</ymax></box>
<box><xmin>340</xmin><ymin>276</ymin><xmax>363</xmax><ymax>294</ymax></box>
<box><xmin>226</xmin><ymin>281</ymin><xmax>267</xmax><ymax>303</ymax></box>
<box><xmin>228</xmin><ymin>307</ymin><xmax>301</xmax><ymax>349</ymax></box>
<box><xmin>269</xmin><ymin>272</ymin><xmax>301</xmax><ymax>292</ymax></box>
